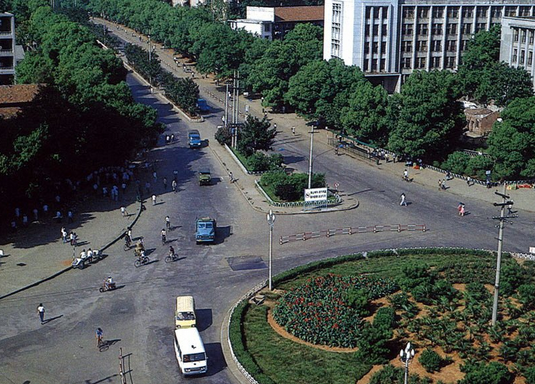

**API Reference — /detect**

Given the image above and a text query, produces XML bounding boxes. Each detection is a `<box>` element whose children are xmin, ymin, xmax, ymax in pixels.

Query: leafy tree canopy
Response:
<box><xmin>238</xmin><ymin>115</ymin><xmax>277</xmax><ymax>156</ymax></box>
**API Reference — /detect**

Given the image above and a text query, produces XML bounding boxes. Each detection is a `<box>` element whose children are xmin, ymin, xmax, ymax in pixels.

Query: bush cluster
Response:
<box><xmin>260</xmin><ymin>170</ymin><xmax>325</xmax><ymax>201</ymax></box>
<box><xmin>273</xmin><ymin>274</ymin><xmax>398</xmax><ymax>348</ymax></box>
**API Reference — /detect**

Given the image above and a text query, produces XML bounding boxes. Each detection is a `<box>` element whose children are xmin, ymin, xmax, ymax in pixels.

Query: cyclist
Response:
<box><xmin>169</xmin><ymin>246</ymin><xmax>176</xmax><ymax>258</ymax></box>
<box><xmin>96</xmin><ymin>328</ymin><xmax>103</xmax><ymax>347</ymax></box>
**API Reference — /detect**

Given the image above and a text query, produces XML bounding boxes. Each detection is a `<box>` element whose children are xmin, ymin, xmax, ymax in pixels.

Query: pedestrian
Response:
<box><xmin>43</xmin><ymin>204</ymin><xmax>49</xmax><ymax>216</ymax></box>
<box><xmin>15</xmin><ymin>207</ymin><xmax>20</xmax><ymax>219</ymax></box>
<box><xmin>292</xmin><ymin>127</ymin><xmax>295</xmax><ymax>135</ymax></box>
<box><xmin>152</xmin><ymin>194</ymin><xmax>157</xmax><ymax>206</ymax></box>
<box><xmin>403</xmin><ymin>169</ymin><xmax>408</xmax><ymax>180</ymax></box>
<box><xmin>273</xmin><ymin>123</ymin><xmax>277</xmax><ymax>130</ymax></box>
<box><xmin>438</xmin><ymin>179</ymin><xmax>442</xmax><ymax>190</ymax></box>
<box><xmin>161</xmin><ymin>228</ymin><xmax>167</xmax><ymax>244</ymax></box>
<box><xmin>229</xmin><ymin>171</ymin><xmax>235</xmax><ymax>183</ymax></box>
<box><xmin>172</xmin><ymin>179</ymin><xmax>177</xmax><ymax>193</ymax></box>
<box><xmin>61</xmin><ymin>227</ymin><xmax>68</xmax><ymax>243</ymax></box>
<box><xmin>128</xmin><ymin>229</ymin><xmax>133</xmax><ymax>242</ymax></box>
<box><xmin>121</xmin><ymin>206</ymin><xmax>127</xmax><ymax>217</ymax></box>
<box><xmin>102</xmin><ymin>186</ymin><xmax>108</xmax><ymax>198</ymax></box>
<box><xmin>10</xmin><ymin>220</ymin><xmax>17</xmax><ymax>233</ymax></box>
<box><xmin>171</xmin><ymin>134</ymin><xmax>175</xmax><ymax>142</ymax></box>
<box><xmin>460</xmin><ymin>204</ymin><xmax>466</xmax><ymax>216</ymax></box>
<box><xmin>22</xmin><ymin>214</ymin><xmax>28</xmax><ymax>227</ymax></box>
<box><xmin>400</xmin><ymin>193</ymin><xmax>407</xmax><ymax>206</ymax></box>
<box><xmin>466</xmin><ymin>177</ymin><xmax>473</xmax><ymax>186</ymax></box>
<box><xmin>153</xmin><ymin>172</ymin><xmax>157</xmax><ymax>183</ymax></box>
<box><xmin>67</xmin><ymin>210</ymin><xmax>73</xmax><ymax>223</ymax></box>
<box><xmin>33</xmin><ymin>208</ymin><xmax>39</xmax><ymax>221</ymax></box>
<box><xmin>96</xmin><ymin>327</ymin><xmax>104</xmax><ymax>347</ymax></box>
<box><xmin>458</xmin><ymin>203</ymin><xmax>465</xmax><ymax>216</ymax></box>
<box><xmin>165</xmin><ymin>215</ymin><xmax>171</xmax><ymax>230</ymax></box>
<box><xmin>70</xmin><ymin>232</ymin><xmax>77</xmax><ymax>246</ymax></box>
<box><xmin>145</xmin><ymin>181</ymin><xmax>151</xmax><ymax>194</ymax></box>
<box><xmin>163</xmin><ymin>177</ymin><xmax>168</xmax><ymax>190</ymax></box>
<box><xmin>37</xmin><ymin>303</ymin><xmax>45</xmax><ymax>324</ymax></box>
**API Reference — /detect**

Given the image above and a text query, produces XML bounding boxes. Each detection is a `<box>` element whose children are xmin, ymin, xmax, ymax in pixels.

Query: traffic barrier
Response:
<box><xmin>280</xmin><ymin>223</ymin><xmax>427</xmax><ymax>245</ymax></box>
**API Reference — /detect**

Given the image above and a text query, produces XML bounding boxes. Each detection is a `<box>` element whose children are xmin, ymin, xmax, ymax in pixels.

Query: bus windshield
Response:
<box><xmin>183</xmin><ymin>353</ymin><xmax>206</xmax><ymax>362</ymax></box>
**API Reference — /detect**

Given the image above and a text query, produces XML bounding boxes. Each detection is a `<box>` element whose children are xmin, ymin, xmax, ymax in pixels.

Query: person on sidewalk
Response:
<box><xmin>152</xmin><ymin>194</ymin><xmax>157</xmax><ymax>206</ymax></box>
<box><xmin>165</xmin><ymin>216</ymin><xmax>171</xmax><ymax>231</ymax></box>
<box><xmin>121</xmin><ymin>206</ymin><xmax>128</xmax><ymax>217</ymax></box>
<box><xmin>37</xmin><ymin>303</ymin><xmax>45</xmax><ymax>324</ymax></box>
<box><xmin>400</xmin><ymin>193</ymin><xmax>407</xmax><ymax>206</ymax></box>
<box><xmin>172</xmin><ymin>179</ymin><xmax>177</xmax><ymax>193</ymax></box>
<box><xmin>161</xmin><ymin>228</ymin><xmax>167</xmax><ymax>244</ymax></box>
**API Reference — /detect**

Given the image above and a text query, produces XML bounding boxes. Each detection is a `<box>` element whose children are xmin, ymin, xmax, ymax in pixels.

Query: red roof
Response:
<box><xmin>0</xmin><ymin>84</ymin><xmax>42</xmax><ymax>119</ymax></box>
<box><xmin>274</xmin><ymin>6</ymin><xmax>324</xmax><ymax>22</ymax></box>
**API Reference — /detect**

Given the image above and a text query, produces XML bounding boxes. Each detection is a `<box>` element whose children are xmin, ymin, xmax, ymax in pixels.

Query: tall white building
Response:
<box><xmin>323</xmin><ymin>0</ymin><xmax>535</xmax><ymax>92</ymax></box>
<box><xmin>500</xmin><ymin>16</ymin><xmax>535</xmax><ymax>88</ymax></box>
<box><xmin>0</xmin><ymin>12</ymin><xmax>16</xmax><ymax>85</ymax></box>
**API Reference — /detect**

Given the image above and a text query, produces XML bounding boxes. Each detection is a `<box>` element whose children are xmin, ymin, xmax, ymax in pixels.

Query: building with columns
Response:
<box><xmin>0</xmin><ymin>12</ymin><xmax>16</xmax><ymax>85</ymax></box>
<box><xmin>323</xmin><ymin>0</ymin><xmax>535</xmax><ymax>92</ymax></box>
<box><xmin>500</xmin><ymin>16</ymin><xmax>535</xmax><ymax>88</ymax></box>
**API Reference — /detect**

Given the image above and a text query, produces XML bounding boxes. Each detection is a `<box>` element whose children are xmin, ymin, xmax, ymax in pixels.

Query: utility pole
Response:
<box><xmin>224</xmin><ymin>83</ymin><xmax>229</xmax><ymax>129</ymax></box>
<box><xmin>491</xmin><ymin>185</ymin><xmax>516</xmax><ymax>326</ymax></box>
<box><xmin>307</xmin><ymin>128</ymin><xmax>314</xmax><ymax>189</ymax></box>
<box><xmin>148</xmin><ymin>34</ymin><xmax>152</xmax><ymax>90</ymax></box>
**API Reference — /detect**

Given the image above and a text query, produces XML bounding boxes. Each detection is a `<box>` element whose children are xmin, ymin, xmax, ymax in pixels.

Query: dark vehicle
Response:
<box><xmin>195</xmin><ymin>217</ymin><xmax>216</xmax><ymax>244</ymax></box>
<box><xmin>197</xmin><ymin>99</ymin><xmax>210</xmax><ymax>113</ymax></box>
<box><xmin>198</xmin><ymin>169</ymin><xmax>211</xmax><ymax>186</ymax></box>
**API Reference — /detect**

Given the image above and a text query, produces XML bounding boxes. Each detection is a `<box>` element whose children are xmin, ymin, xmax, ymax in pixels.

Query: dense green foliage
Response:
<box><xmin>369</xmin><ymin>365</ymin><xmax>431</xmax><ymax>384</ymax></box>
<box><xmin>259</xmin><ymin>170</ymin><xmax>325</xmax><ymax>201</ymax></box>
<box><xmin>272</xmin><ymin>274</ymin><xmax>398</xmax><ymax>348</ymax></box>
<box><xmin>459</xmin><ymin>361</ymin><xmax>513</xmax><ymax>384</ymax></box>
<box><xmin>1</xmin><ymin>3</ymin><xmax>159</xmax><ymax>215</ymax></box>
<box><xmin>419</xmin><ymin>349</ymin><xmax>443</xmax><ymax>373</ymax></box>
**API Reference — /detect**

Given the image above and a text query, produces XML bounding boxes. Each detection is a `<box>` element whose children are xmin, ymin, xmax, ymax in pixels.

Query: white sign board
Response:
<box><xmin>304</xmin><ymin>188</ymin><xmax>328</xmax><ymax>202</ymax></box>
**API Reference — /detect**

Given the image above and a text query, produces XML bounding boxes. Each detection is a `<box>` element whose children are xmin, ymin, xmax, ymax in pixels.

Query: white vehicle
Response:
<box><xmin>175</xmin><ymin>296</ymin><xmax>196</xmax><ymax>328</ymax></box>
<box><xmin>174</xmin><ymin>327</ymin><xmax>207</xmax><ymax>376</ymax></box>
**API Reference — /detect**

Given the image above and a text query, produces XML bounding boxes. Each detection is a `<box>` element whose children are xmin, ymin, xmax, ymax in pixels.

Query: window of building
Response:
<box><xmin>371</xmin><ymin>59</ymin><xmax>378</xmax><ymax>71</ymax></box>
<box><xmin>505</xmin><ymin>6</ymin><xmax>516</xmax><ymax>17</ymax></box>
<box><xmin>364</xmin><ymin>42</ymin><xmax>370</xmax><ymax>54</ymax></box>
<box><xmin>475</xmin><ymin>23</ymin><xmax>486</xmax><ymax>33</ymax></box>
<box><xmin>432</xmin><ymin>40</ymin><xmax>442</xmax><ymax>52</ymax></box>
<box><xmin>432</xmin><ymin>7</ymin><xmax>444</xmax><ymax>19</ymax></box>
<box><xmin>402</xmin><ymin>41</ymin><xmax>412</xmax><ymax>52</ymax></box>
<box><xmin>380</xmin><ymin>59</ymin><xmax>386</xmax><ymax>71</ymax></box>
<box><xmin>373</xmin><ymin>24</ymin><xmax>379</xmax><ymax>35</ymax></box>
<box><xmin>366</xmin><ymin>7</ymin><xmax>372</xmax><ymax>19</ymax></box>
<box><xmin>476</xmin><ymin>7</ymin><xmax>487</xmax><ymax>18</ymax></box>
<box><xmin>374</xmin><ymin>6</ymin><xmax>382</xmax><ymax>19</ymax></box>
<box><xmin>382</xmin><ymin>24</ymin><xmax>387</xmax><ymax>36</ymax></box>
<box><xmin>417</xmin><ymin>57</ymin><xmax>426</xmax><ymax>69</ymax></box>
<box><xmin>460</xmin><ymin>40</ymin><xmax>469</xmax><ymax>51</ymax></box>
<box><xmin>513</xmin><ymin>49</ymin><xmax>517</xmax><ymax>62</ymax></box>
<box><xmin>447</xmin><ymin>8</ymin><xmax>459</xmax><ymax>18</ymax></box>
<box><xmin>528</xmin><ymin>51</ymin><xmax>533</xmax><ymax>66</ymax></box>
<box><xmin>530</xmin><ymin>31</ymin><xmax>534</xmax><ymax>44</ymax></box>
<box><xmin>373</xmin><ymin>42</ymin><xmax>378</xmax><ymax>52</ymax></box>
<box><xmin>331</xmin><ymin>42</ymin><xmax>340</xmax><ymax>58</ymax></box>
<box><xmin>462</xmin><ymin>23</ymin><xmax>472</xmax><ymax>35</ymax></box>
<box><xmin>447</xmin><ymin>40</ymin><xmax>457</xmax><ymax>51</ymax></box>
<box><xmin>264</xmin><ymin>24</ymin><xmax>271</xmax><ymax>32</ymax></box>
<box><xmin>521</xmin><ymin>50</ymin><xmax>525</xmax><ymax>64</ymax></box>
<box><xmin>514</xmin><ymin>30</ymin><xmax>519</xmax><ymax>42</ymax></box>
<box><xmin>381</xmin><ymin>42</ymin><xmax>386</xmax><ymax>53</ymax></box>
<box><xmin>491</xmin><ymin>7</ymin><xmax>502</xmax><ymax>18</ymax></box>
<box><xmin>402</xmin><ymin>24</ymin><xmax>413</xmax><ymax>35</ymax></box>
<box><xmin>332</xmin><ymin>25</ymin><xmax>340</xmax><ymax>40</ymax></box>
<box><xmin>417</xmin><ymin>41</ymin><xmax>428</xmax><ymax>52</ymax></box>
<box><xmin>332</xmin><ymin>3</ymin><xmax>342</xmax><ymax>23</ymax></box>
<box><xmin>431</xmin><ymin>57</ymin><xmax>441</xmax><ymax>68</ymax></box>
<box><xmin>418</xmin><ymin>24</ymin><xmax>428</xmax><ymax>36</ymax></box>
<box><xmin>447</xmin><ymin>23</ymin><xmax>457</xmax><ymax>35</ymax></box>
<box><xmin>446</xmin><ymin>56</ymin><xmax>455</xmax><ymax>68</ymax></box>
<box><xmin>363</xmin><ymin>60</ymin><xmax>369</xmax><ymax>71</ymax></box>
<box><xmin>418</xmin><ymin>7</ymin><xmax>429</xmax><ymax>19</ymax></box>
<box><xmin>520</xmin><ymin>6</ymin><xmax>531</xmax><ymax>17</ymax></box>
<box><xmin>462</xmin><ymin>7</ymin><xmax>474</xmax><ymax>18</ymax></box>
<box><xmin>432</xmin><ymin>23</ymin><xmax>443</xmax><ymax>35</ymax></box>
<box><xmin>403</xmin><ymin>7</ymin><xmax>414</xmax><ymax>19</ymax></box>
<box><xmin>402</xmin><ymin>57</ymin><xmax>411</xmax><ymax>69</ymax></box>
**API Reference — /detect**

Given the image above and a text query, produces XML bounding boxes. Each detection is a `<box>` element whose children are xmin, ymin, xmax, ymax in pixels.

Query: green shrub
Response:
<box><xmin>501</xmin><ymin>262</ymin><xmax>528</xmax><ymax>296</ymax></box>
<box><xmin>441</xmin><ymin>151</ymin><xmax>470</xmax><ymax>175</ymax></box>
<box><xmin>524</xmin><ymin>366</ymin><xmax>535</xmax><ymax>384</ymax></box>
<box><xmin>345</xmin><ymin>288</ymin><xmax>370</xmax><ymax>316</ymax></box>
<box><xmin>459</xmin><ymin>361</ymin><xmax>513</xmax><ymax>384</ymax></box>
<box><xmin>465</xmin><ymin>156</ymin><xmax>495</xmax><ymax>180</ymax></box>
<box><xmin>373</xmin><ymin>307</ymin><xmax>396</xmax><ymax>330</ymax></box>
<box><xmin>419</xmin><ymin>348</ymin><xmax>442</xmax><ymax>373</ymax></box>
<box><xmin>215</xmin><ymin>125</ymin><xmax>232</xmax><ymax>145</ymax></box>
<box><xmin>246</xmin><ymin>152</ymin><xmax>283</xmax><ymax>172</ymax></box>
<box><xmin>356</xmin><ymin>323</ymin><xmax>392</xmax><ymax>364</ymax></box>
<box><xmin>260</xmin><ymin>170</ymin><xmax>325</xmax><ymax>201</ymax></box>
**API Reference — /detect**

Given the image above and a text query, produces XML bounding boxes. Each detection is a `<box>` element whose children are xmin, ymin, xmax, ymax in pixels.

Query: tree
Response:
<box><xmin>341</xmin><ymin>81</ymin><xmax>390</xmax><ymax>145</ymax></box>
<box><xmin>285</xmin><ymin>58</ymin><xmax>366</xmax><ymax>124</ymax></box>
<box><xmin>487</xmin><ymin>96</ymin><xmax>535</xmax><ymax>179</ymax></box>
<box><xmin>237</xmin><ymin>115</ymin><xmax>277</xmax><ymax>156</ymax></box>
<box><xmin>387</xmin><ymin>70</ymin><xmax>464</xmax><ymax>161</ymax></box>
<box><xmin>459</xmin><ymin>361</ymin><xmax>513</xmax><ymax>384</ymax></box>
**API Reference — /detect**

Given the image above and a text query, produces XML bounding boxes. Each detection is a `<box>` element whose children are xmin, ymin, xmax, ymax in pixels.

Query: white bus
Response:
<box><xmin>174</xmin><ymin>327</ymin><xmax>207</xmax><ymax>376</ymax></box>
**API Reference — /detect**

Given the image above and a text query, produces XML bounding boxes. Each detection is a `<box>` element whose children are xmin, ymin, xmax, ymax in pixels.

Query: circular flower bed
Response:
<box><xmin>272</xmin><ymin>274</ymin><xmax>398</xmax><ymax>348</ymax></box>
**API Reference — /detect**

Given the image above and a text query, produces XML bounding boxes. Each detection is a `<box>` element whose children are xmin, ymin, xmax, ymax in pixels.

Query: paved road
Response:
<box><xmin>1</xmin><ymin>20</ymin><xmax>534</xmax><ymax>384</ymax></box>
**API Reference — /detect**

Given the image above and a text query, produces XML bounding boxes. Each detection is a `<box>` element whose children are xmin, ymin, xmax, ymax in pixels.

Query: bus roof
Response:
<box><xmin>176</xmin><ymin>296</ymin><xmax>194</xmax><ymax>311</ymax></box>
<box><xmin>174</xmin><ymin>328</ymin><xmax>205</xmax><ymax>355</ymax></box>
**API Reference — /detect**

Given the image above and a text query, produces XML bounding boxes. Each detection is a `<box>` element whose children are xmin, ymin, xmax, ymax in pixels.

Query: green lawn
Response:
<box><xmin>244</xmin><ymin>305</ymin><xmax>372</xmax><ymax>384</ymax></box>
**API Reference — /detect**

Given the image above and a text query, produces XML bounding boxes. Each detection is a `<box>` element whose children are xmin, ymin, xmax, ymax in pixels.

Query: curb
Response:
<box><xmin>0</xmin><ymin>200</ymin><xmax>145</xmax><ymax>301</ymax></box>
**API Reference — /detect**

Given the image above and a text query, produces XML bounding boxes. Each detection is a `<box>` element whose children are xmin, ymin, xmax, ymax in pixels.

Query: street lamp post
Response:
<box><xmin>266</xmin><ymin>210</ymin><xmax>276</xmax><ymax>291</ymax></box>
<box><xmin>148</xmin><ymin>34</ymin><xmax>152</xmax><ymax>90</ymax></box>
<box><xmin>400</xmin><ymin>342</ymin><xmax>415</xmax><ymax>384</ymax></box>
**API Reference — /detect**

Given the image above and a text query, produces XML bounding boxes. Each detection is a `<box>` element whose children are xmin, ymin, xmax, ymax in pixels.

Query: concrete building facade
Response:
<box><xmin>323</xmin><ymin>0</ymin><xmax>535</xmax><ymax>92</ymax></box>
<box><xmin>0</xmin><ymin>13</ymin><xmax>16</xmax><ymax>85</ymax></box>
<box><xmin>500</xmin><ymin>16</ymin><xmax>535</xmax><ymax>88</ymax></box>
